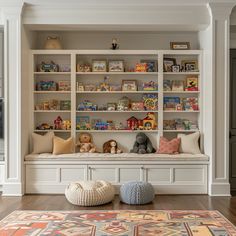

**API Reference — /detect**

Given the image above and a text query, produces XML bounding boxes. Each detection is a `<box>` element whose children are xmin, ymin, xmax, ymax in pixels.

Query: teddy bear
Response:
<box><xmin>130</xmin><ymin>133</ymin><xmax>155</xmax><ymax>154</ymax></box>
<box><xmin>103</xmin><ymin>140</ymin><xmax>122</xmax><ymax>154</ymax></box>
<box><xmin>77</xmin><ymin>132</ymin><xmax>96</xmax><ymax>153</ymax></box>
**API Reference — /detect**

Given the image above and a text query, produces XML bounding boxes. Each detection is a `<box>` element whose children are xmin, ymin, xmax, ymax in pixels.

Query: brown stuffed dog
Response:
<box><xmin>77</xmin><ymin>132</ymin><xmax>96</xmax><ymax>153</ymax></box>
<box><xmin>103</xmin><ymin>139</ymin><xmax>122</xmax><ymax>154</ymax></box>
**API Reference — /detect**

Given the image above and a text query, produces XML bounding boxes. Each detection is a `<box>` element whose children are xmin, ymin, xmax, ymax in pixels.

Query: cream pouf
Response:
<box><xmin>65</xmin><ymin>180</ymin><xmax>115</xmax><ymax>206</ymax></box>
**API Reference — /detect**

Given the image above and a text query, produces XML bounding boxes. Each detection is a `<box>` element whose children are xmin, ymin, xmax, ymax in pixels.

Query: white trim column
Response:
<box><xmin>1</xmin><ymin>4</ymin><xmax>24</xmax><ymax>196</ymax></box>
<box><xmin>208</xmin><ymin>2</ymin><xmax>235</xmax><ymax>196</ymax></box>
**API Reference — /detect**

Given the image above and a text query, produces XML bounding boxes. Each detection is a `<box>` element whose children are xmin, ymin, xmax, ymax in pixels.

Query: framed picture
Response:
<box><xmin>172</xmin><ymin>80</ymin><xmax>184</xmax><ymax>91</ymax></box>
<box><xmin>122</xmin><ymin>80</ymin><xmax>137</xmax><ymax>91</ymax></box>
<box><xmin>171</xmin><ymin>65</ymin><xmax>181</xmax><ymax>72</ymax></box>
<box><xmin>170</xmin><ymin>42</ymin><xmax>190</xmax><ymax>50</ymax></box>
<box><xmin>181</xmin><ymin>60</ymin><xmax>198</xmax><ymax>72</ymax></box>
<box><xmin>108</xmin><ymin>60</ymin><xmax>124</xmax><ymax>72</ymax></box>
<box><xmin>140</xmin><ymin>60</ymin><xmax>158</xmax><ymax>72</ymax></box>
<box><xmin>58</xmin><ymin>81</ymin><xmax>71</xmax><ymax>91</ymax></box>
<box><xmin>163</xmin><ymin>58</ymin><xmax>176</xmax><ymax>72</ymax></box>
<box><xmin>92</xmin><ymin>60</ymin><xmax>107</xmax><ymax>72</ymax></box>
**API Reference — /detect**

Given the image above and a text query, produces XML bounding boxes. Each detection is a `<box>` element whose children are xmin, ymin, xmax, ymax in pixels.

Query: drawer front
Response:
<box><xmin>119</xmin><ymin>166</ymin><xmax>143</xmax><ymax>183</ymax></box>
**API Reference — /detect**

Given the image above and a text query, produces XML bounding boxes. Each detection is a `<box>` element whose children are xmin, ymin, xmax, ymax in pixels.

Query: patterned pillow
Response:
<box><xmin>157</xmin><ymin>136</ymin><xmax>180</xmax><ymax>154</ymax></box>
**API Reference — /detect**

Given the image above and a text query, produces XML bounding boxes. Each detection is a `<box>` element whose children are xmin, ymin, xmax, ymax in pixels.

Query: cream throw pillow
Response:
<box><xmin>32</xmin><ymin>131</ymin><xmax>54</xmax><ymax>154</ymax></box>
<box><xmin>53</xmin><ymin>136</ymin><xmax>74</xmax><ymax>155</ymax></box>
<box><xmin>177</xmin><ymin>132</ymin><xmax>201</xmax><ymax>154</ymax></box>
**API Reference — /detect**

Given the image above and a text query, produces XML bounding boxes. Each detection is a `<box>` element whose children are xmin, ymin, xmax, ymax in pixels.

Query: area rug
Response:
<box><xmin>0</xmin><ymin>210</ymin><xmax>236</xmax><ymax>235</ymax></box>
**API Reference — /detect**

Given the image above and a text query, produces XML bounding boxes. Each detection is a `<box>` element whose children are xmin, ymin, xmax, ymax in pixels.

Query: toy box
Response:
<box><xmin>76</xmin><ymin>116</ymin><xmax>90</xmax><ymax>130</ymax></box>
<box><xmin>182</xmin><ymin>97</ymin><xmax>199</xmax><ymax>111</ymax></box>
<box><xmin>60</xmin><ymin>100</ymin><xmax>71</xmax><ymax>110</ymax></box>
<box><xmin>36</xmin><ymin>81</ymin><xmax>57</xmax><ymax>91</ymax></box>
<box><xmin>135</xmin><ymin>63</ymin><xmax>147</xmax><ymax>72</ymax></box>
<box><xmin>163</xmin><ymin>80</ymin><xmax>172</xmax><ymax>91</ymax></box>
<box><xmin>172</xmin><ymin>80</ymin><xmax>184</xmax><ymax>91</ymax></box>
<box><xmin>38</xmin><ymin>61</ymin><xmax>59</xmax><ymax>72</ymax></box>
<box><xmin>58</xmin><ymin>81</ymin><xmax>71</xmax><ymax>91</ymax></box>
<box><xmin>142</xmin><ymin>81</ymin><xmax>158</xmax><ymax>91</ymax></box>
<box><xmin>131</xmin><ymin>102</ymin><xmax>144</xmax><ymax>111</ymax></box>
<box><xmin>164</xmin><ymin>97</ymin><xmax>180</xmax><ymax>110</ymax></box>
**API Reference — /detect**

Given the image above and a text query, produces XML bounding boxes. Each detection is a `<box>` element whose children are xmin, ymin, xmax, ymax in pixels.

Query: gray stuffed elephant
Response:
<box><xmin>130</xmin><ymin>133</ymin><xmax>156</xmax><ymax>154</ymax></box>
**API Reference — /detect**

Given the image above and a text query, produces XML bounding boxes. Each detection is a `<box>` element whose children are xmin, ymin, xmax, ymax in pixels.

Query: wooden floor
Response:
<box><xmin>1</xmin><ymin>195</ymin><xmax>236</xmax><ymax>225</ymax></box>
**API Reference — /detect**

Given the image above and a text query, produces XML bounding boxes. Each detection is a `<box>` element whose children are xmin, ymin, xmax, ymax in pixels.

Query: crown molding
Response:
<box><xmin>208</xmin><ymin>2</ymin><xmax>235</xmax><ymax>20</ymax></box>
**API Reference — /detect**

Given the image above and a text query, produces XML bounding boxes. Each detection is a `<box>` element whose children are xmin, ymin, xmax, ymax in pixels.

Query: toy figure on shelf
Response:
<box><xmin>36</xmin><ymin>81</ymin><xmax>57</xmax><ymax>91</ymax></box>
<box><xmin>103</xmin><ymin>140</ymin><xmax>122</xmax><ymax>154</ymax></box>
<box><xmin>127</xmin><ymin>116</ymin><xmax>139</xmax><ymax>130</ymax></box>
<box><xmin>111</xmin><ymin>38</ymin><xmax>119</xmax><ymax>50</ymax></box>
<box><xmin>143</xmin><ymin>112</ymin><xmax>157</xmax><ymax>130</ymax></box>
<box><xmin>142</xmin><ymin>81</ymin><xmax>158</xmax><ymax>91</ymax></box>
<box><xmin>62</xmin><ymin>120</ymin><xmax>71</xmax><ymax>130</ymax></box>
<box><xmin>77</xmin><ymin>63</ymin><xmax>91</xmax><ymax>72</ymax></box>
<box><xmin>38</xmin><ymin>61</ymin><xmax>59</xmax><ymax>72</ymax></box>
<box><xmin>94</xmin><ymin>122</ymin><xmax>108</xmax><ymax>130</ymax></box>
<box><xmin>98</xmin><ymin>76</ymin><xmax>110</xmax><ymax>91</ymax></box>
<box><xmin>54</xmin><ymin>116</ymin><xmax>63</xmax><ymax>130</ymax></box>
<box><xmin>77</xmin><ymin>100</ymin><xmax>97</xmax><ymax>111</ymax></box>
<box><xmin>36</xmin><ymin>123</ymin><xmax>53</xmax><ymax>130</ymax></box>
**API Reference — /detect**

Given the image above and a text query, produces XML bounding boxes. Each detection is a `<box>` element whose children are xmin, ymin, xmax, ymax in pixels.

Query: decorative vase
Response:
<box><xmin>44</xmin><ymin>36</ymin><xmax>62</xmax><ymax>49</ymax></box>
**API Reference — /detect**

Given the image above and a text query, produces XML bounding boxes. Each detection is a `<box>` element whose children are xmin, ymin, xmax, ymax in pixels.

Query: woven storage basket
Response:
<box><xmin>65</xmin><ymin>180</ymin><xmax>115</xmax><ymax>206</ymax></box>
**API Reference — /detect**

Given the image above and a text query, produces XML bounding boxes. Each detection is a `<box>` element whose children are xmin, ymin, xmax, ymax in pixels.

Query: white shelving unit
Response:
<box><xmin>30</xmin><ymin>50</ymin><xmax>202</xmax><ymax>152</ymax></box>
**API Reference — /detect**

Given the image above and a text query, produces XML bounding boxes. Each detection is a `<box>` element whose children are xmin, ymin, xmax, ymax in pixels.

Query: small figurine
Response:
<box><xmin>130</xmin><ymin>133</ymin><xmax>155</xmax><ymax>154</ymax></box>
<box><xmin>62</xmin><ymin>120</ymin><xmax>71</xmax><ymax>130</ymax></box>
<box><xmin>36</xmin><ymin>123</ymin><xmax>53</xmax><ymax>130</ymax></box>
<box><xmin>103</xmin><ymin>140</ymin><xmax>122</xmax><ymax>154</ymax></box>
<box><xmin>44</xmin><ymin>36</ymin><xmax>62</xmax><ymax>50</ymax></box>
<box><xmin>54</xmin><ymin>116</ymin><xmax>63</xmax><ymax>130</ymax></box>
<box><xmin>111</xmin><ymin>38</ymin><xmax>119</xmax><ymax>50</ymax></box>
<box><xmin>77</xmin><ymin>132</ymin><xmax>96</xmax><ymax>153</ymax></box>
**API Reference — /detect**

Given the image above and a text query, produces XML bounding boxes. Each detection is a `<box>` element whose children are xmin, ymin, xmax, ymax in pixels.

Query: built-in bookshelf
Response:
<box><xmin>30</xmin><ymin>50</ymin><xmax>202</xmax><ymax>152</ymax></box>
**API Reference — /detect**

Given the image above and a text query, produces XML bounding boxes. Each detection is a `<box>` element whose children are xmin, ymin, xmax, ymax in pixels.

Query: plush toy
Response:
<box><xmin>77</xmin><ymin>132</ymin><xmax>96</xmax><ymax>153</ymax></box>
<box><xmin>103</xmin><ymin>140</ymin><xmax>122</xmax><ymax>154</ymax></box>
<box><xmin>130</xmin><ymin>133</ymin><xmax>155</xmax><ymax>154</ymax></box>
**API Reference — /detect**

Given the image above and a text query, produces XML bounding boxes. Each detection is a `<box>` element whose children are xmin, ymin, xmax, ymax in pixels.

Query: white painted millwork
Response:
<box><xmin>25</xmin><ymin>154</ymin><xmax>208</xmax><ymax>194</ymax></box>
<box><xmin>207</xmin><ymin>2</ymin><xmax>235</xmax><ymax>196</ymax></box>
<box><xmin>1</xmin><ymin>3</ymin><xmax>24</xmax><ymax>196</ymax></box>
<box><xmin>0</xmin><ymin>0</ymin><xmax>235</xmax><ymax>195</ymax></box>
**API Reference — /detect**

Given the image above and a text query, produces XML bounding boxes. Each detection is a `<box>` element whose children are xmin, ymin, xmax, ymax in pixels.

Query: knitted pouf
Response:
<box><xmin>65</xmin><ymin>180</ymin><xmax>115</xmax><ymax>206</ymax></box>
<box><xmin>120</xmin><ymin>181</ymin><xmax>155</xmax><ymax>205</ymax></box>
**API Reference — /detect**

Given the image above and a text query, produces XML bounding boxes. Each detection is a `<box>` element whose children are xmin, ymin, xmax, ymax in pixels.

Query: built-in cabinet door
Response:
<box><xmin>88</xmin><ymin>165</ymin><xmax>144</xmax><ymax>184</ymax></box>
<box><xmin>230</xmin><ymin>49</ymin><xmax>236</xmax><ymax>194</ymax></box>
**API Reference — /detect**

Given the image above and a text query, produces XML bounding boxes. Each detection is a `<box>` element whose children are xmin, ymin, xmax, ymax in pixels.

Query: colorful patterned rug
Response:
<box><xmin>0</xmin><ymin>210</ymin><xmax>236</xmax><ymax>235</ymax></box>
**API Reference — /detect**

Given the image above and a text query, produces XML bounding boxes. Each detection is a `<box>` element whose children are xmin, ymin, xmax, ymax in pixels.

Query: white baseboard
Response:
<box><xmin>2</xmin><ymin>182</ymin><xmax>23</xmax><ymax>196</ymax></box>
<box><xmin>209</xmin><ymin>182</ymin><xmax>231</xmax><ymax>196</ymax></box>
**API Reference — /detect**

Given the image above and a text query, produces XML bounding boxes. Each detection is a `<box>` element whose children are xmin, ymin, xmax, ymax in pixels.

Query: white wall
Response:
<box><xmin>34</xmin><ymin>31</ymin><xmax>199</xmax><ymax>50</ymax></box>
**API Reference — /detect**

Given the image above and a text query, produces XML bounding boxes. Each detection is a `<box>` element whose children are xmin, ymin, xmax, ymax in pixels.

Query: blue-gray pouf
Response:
<box><xmin>120</xmin><ymin>181</ymin><xmax>155</xmax><ymax>205</ymax></box>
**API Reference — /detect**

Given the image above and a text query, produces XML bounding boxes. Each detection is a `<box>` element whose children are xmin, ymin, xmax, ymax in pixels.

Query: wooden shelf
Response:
<box><xmin>76</xmin><ymin>91</ymin><xmax>158</xmax><ymax>94</ymax></box>
<box><xmin>76</xmin><ymin>72</ymin><xmax>159</xmax><ymax>75</ymax></box>
<box><xmin>34</xmin><ymin>110</ymin><xmax>70</xmax><ymax>113</ymax></box>
<box><xmin>163</xmin><ymin>91</ymin><xmax>199</xmax><ymax>94</ymax></box>
<box><xmin>164</xmin><ymin>72</ymin><xmax>199</xmax><ymax>75</ymax></box>
<box><xmin>76</xmin><ymin>130</ymin><xmax>159</xmax><ymax>133</ymax></box>
<box><xmin>163</xmin><ymin>130</ymin><xmax>198</xmax><ymax>133</ymax></box>
<box><xmin>34</xmin><ymin>72</ymin><xmax>71</xmax><ymax>75</ymax></box>
<box><xmin>34</xmin><ymin>130</ymin><xmax>71</xmax><ymax>133</ymax></box>
<box><xmin>34</xmin><ymin>91</ymin><xmax>71</xmax><ymax>94</ymax></box>
<box><xmin>163</xmin><ymin>110</ymin><xmax>199</xmax><ymax>113</ymax></box>
<box><xmin>76</xmin><ymin>110</ymin><xmax>158</xmax><ymax>113</ymax></box>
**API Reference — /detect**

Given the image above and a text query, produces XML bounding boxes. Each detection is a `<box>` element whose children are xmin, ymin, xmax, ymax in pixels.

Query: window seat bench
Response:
<box><xmin>24</xmin><ymin>153</ymin><xmax>209</xmax><ymax>195</ymax></box>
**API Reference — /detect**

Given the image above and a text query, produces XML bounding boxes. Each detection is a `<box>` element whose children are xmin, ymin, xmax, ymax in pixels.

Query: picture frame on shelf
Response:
<box><xmin>172</xmin><ymin>80</ymin><xmax>184</xmax><ymax>91</ymax></box>
<box><xmin>181</xmin><ymin>60</ymin><xmax>198</xmax><ymax>72</ymax></box>
<box><xmin>108</xmin><ymin>60</ymin><xmax>124</xmax><ymax>72</ymax></box>
<box><xmin>122</xmin><ymin>80</ymin><xmax>137</xmax><ymax>91</ymax></box>
<box><xmin>163</xmin><ymin>58</ymin><xmax>176</xmax><ymax>72</ymax></box>
<box><xmin>170</xmin><ymin>42</ymin><xmax>190</xmax><ymax>50</ymax></box>
<box><xmin>140</xmin><ymin>60</ymin><xmax>157</xmax><ymax>72</ymax></box>
<box><xmin>58</xmin><ymin>81</ymin><xmax>71</xmax><ymax>91</ymax></box>
<box><xmin>171</xmin><ymin>65</ymin><xmax>181</xmax><ymax>72</ymax></box>
<box><xmin>92</xmin><ymin>60</ymin><xmax>107</xmax><ymax>72</ymax></box>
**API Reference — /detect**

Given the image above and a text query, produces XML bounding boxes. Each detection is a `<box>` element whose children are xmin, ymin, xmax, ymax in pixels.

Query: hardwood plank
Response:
<box><xmin>0</xmin><ymin>195</ymin><xmax>236</xmax><ymax>225</ymax></box>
